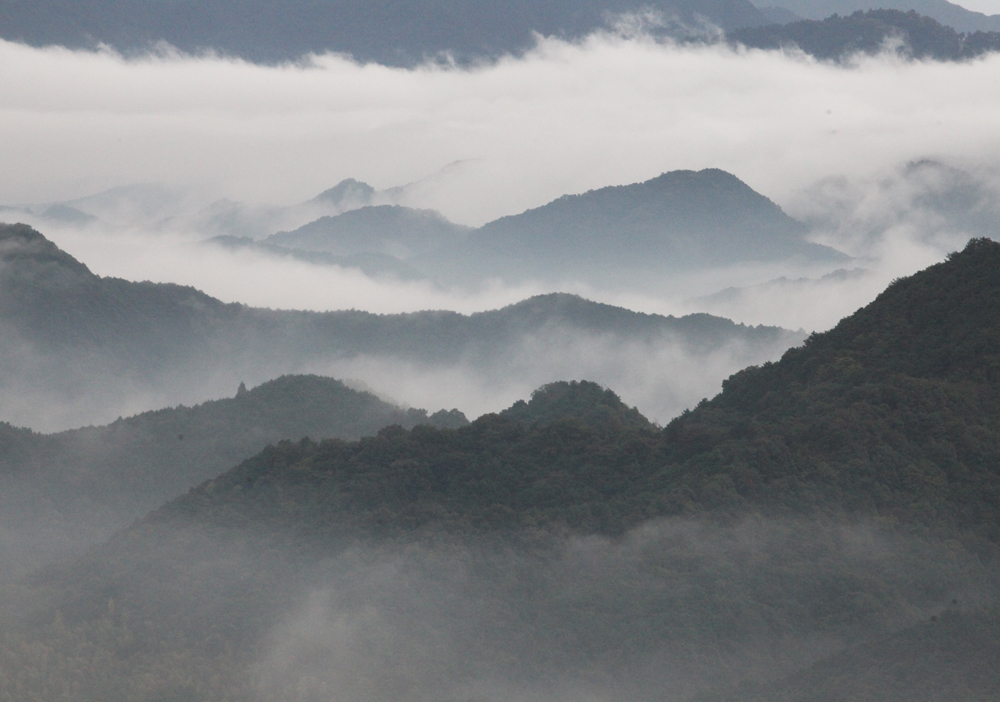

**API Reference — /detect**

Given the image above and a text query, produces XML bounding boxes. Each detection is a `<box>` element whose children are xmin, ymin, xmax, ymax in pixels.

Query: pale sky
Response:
<box><xmin>948</xmin><ymin>0</ymin><xmax>1000</xmax><ymax>13</ymax></box>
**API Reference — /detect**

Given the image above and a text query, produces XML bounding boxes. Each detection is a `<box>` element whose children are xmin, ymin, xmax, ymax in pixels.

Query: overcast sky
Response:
<box><xmin>948</xmin><ymin>0</ymin><xmax>1000</xmax><ymax>13</ymax></box>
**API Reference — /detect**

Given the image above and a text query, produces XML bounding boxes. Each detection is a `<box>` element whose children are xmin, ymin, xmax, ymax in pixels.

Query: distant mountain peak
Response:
<box><xmin>0</xmin><ymin>222</ymin><xmax>93</xmax><ymax>278</ymax></box>
<box><xmin>311</xmin><ymin>178</ymin><xmax>376</xmax><ymax>207</ymax></box>
<box><xmin>436</xmin><ymin>167</ymin><xmax>846</xmax><ymax>282</ymax></box>
<box><xmin>501</xmin><ymin>380</ymin><xmax>655</xmax><ymax>431</ymax></box>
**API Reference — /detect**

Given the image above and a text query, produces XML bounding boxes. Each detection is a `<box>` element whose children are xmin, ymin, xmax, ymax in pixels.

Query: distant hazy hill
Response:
<box><xmin>11</xmin><ymin>241</ymin><xmax>1000</xmax><ymax>700</ymax></box>
<box><xmin>420</xmin><ymin>168</ymin><xmax>847</xmax><ymax>284</ymax></box>
<box><xmin>762</xmin><ymin>0</ymin><xmax>1000</xmax><ymax>33</ymax></box>
<box><xmin>204</xmin><ymin>235</ymin><xmax>427</xmax><ymax>281</ymax></box>
<box><xmin>0</xmin><ymin>223</ymin><xmax>802</xmax><ymax>429</ymax></box>
<box><xmin>265</xmin><ymin>204</ymin><xmax>471</xmax><ymax>259</ymax></box>
<box><xmin>0</xmin><ymin>374</ymin><xmax>467</xmax><ymax>577</ymax></box>
<box><xmin>0</xmin><ymin>0</ymin><xmax>768</xmax><ymax>65</ymax></box>
<box><xmin>730</xmin><ymin>9</ymin><xmax>1000</xmax><ymax>60</ymax></box>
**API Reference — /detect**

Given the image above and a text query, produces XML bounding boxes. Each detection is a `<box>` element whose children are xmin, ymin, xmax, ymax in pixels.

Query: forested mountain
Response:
<box><xmin>0</xmin><ymin>0</ymin><xmax>768</xmax><ymax>65</ymax></box>
<box><xmin>418</xmin><ymin>168</ymin><xmax>847</xmax><ymax>284</ymax></box>
<box><xmin>5</xmin><ymin>238</ymin><xmax>1000</xmax><ymax>701</ymax></box>
<box><xmin>730</xmin><ymin>9</ymin><xmax>1000</xmax><ymax>61</ymax></box>
<box><xmin>0</xmin><ymin>223</ymin><xmax>802</xmax><ymax>430</ymax></box>
<box><xmin>0</xmin><ymin>374</ymin><xmax>466</xmax><ymax>580</ymax></box>
<box><xmin>145</xmin><ymin>240</ymin><xmax>1000</xmax><ymax>538</ymax></box>
<box><xmin>762</xmin><ymin>0</ymin><xmax>1000</xmax><ymax>33</ymax></box>
<box><xmin>265</xmin><ymin>205</ymin><xmax>471</xmax><ymax>259</ymax></box>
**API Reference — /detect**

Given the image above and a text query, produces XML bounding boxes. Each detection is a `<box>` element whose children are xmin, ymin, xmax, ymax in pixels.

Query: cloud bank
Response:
<box><xmin>2</xmin><ymin>35</ymin><xmax>1000</xmax><ymax>227</ymax></box>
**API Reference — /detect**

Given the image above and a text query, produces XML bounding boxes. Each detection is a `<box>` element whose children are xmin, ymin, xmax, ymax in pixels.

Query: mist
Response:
<box><xmin>246</xmin><ymin>517</ymin><xmax>997</xmax><ymax>702</ymax></box>
<box><xmin>2</xmin><ymin>33</ymin><xmax>998</xmax><ymax>338</ymax></box>
<box><xmin>2</xmin><ymin>33</ymin><xmax>1000</xmax><ymax>224</ymax></box>
<box><xmin>305</xmin><ymin>328</ymin><xmax>792</xmax><ymax>425</ymax></box>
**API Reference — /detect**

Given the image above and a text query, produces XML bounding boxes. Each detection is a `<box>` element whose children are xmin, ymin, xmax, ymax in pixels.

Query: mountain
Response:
<box><xmin>0</xmin><ymin>223</ymin><xmax>803</xmax><ymax>430</ymax></box>
<box><xmin>265</xmin><ymin>205</ymin><xmax>471</xmax><ymax>259</ymax></box>
<box><xmin>757</xmin><ymin>5</ymin><xmax>805</xmax><ymax>24</ymax></box>
<box><xmin>0</xmin><ymin>374</ymin><xmax>467</xmax><ymax>580</ymax></box>
<box><xmin>730</xmin><ymin>9</ymin><xmax>1000</xmax><ymax>61</ymax></box>
<box><xmin>311</xmin><ymin>178</ymin><xmax>376</xmax><ymax>209</ymax></box>
<box><xmin>419</xmin><ymin>168</ymin><xmax>848</xmax><ymax>284</ymax></box>
<box><xmin>760</xmin><ymin>0</ymin><xmax>1000</xmax><ymax>33</ymax></box>
<box><xmin>0</xmin><ymin>0</ymin><xmax>769</xmax><ymax>65</ymax></box>
<box><xmin>500</xmin><ymin>379</ymin><xmax>656</xmax><ymax>431</ymax></box>
<box><xmin>143</xmin><ymin>239</ymin><xmax>1000</xmax><ymax>539</ymax></box>
<box><xmin>3</xmin><ymin>238</ymin><xmax>999</xmax><ymax>701</ymax></box>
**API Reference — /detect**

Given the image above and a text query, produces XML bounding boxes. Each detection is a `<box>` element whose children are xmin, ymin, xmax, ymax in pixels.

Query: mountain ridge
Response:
<box><xmin>417</xmin><ymin>168</ymin><xmax>848</xmax><ymax>284</ymax></box>
<box><xmin>0</xmin><ymin>222</ymin><xmax>805</xmax><ymax>430</ymax></box>
<box><xmin>0</xmin><ymin>0</ymin><xmax>770</xmax><ymax>66</ymax></box>
<box><xmin>4</xmin><ymin>239</ymin><xmax>1000</xmax><ymax>700</ymax></box>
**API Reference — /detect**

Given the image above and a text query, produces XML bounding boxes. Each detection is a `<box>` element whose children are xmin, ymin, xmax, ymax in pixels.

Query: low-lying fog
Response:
<box><xmin>133</xmin><ymin>515</ymin><xmax>999</xmax><ymax>702</ymax></box>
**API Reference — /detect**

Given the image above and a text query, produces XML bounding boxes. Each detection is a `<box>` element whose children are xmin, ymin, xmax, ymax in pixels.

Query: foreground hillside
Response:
<box><xmin>0</xmin><ymin>223</ymin><xmax>803</xmax><ymax>429</ymax></box>
<box><xmin>5</xmin><ymin>239</ymin><xmax>1000</xmax><ymax>701</ymax></box>
<box><xmin>700</xmin><ymin>608</ymin><xmax>1000</xmax><ymax>702</ymax></box>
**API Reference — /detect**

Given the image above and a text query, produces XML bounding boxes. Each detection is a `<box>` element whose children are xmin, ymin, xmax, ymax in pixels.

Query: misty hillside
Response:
<box><xmin>204</xmin><ymin>235</ymin><xmax>427</xmax><ymax>281</ymax></box>
<box><xmin>762</xmin><ymin>0</ymin><xmax>1000</xmax><ymax>33</ymax></box>
<box><xmin>0</xmin><ymin>0</ymin><xmax>768</xmax><ymax>65</ymax></box>
<box><xmin>700</xmin><ymin>608</ymin><xmax>1000</xmax><ymax>702</ymax></box>
<box><xmin>419</xmin><ymin>168</ymin><xmax>848</xmax><ymax>284</ymax></box>
<box><xmin>5</xmin><ymin>239</ymin><xmax>1000</xmax><ymax>701</ymax></box>
<box><xmin>0</xmin><ymin>223</ymin><xmax>804</xmax><ymax>429</ymax></box>
<box><xmin>143</xmin><ymin>240</ymin><xmax>1000</xmax><ymax>538</ymax></box>
<box><xmin>265</xmin><ymin>204</ymin><xmax>471</xmax><ymax>259</ymax></box>
<box><xmin>0</xmin><ymin>374</ymin><xmax>467</xmax><ymax>578</ymax></box>
<box><xmin>730</xmin><ymin>9</ymin><xmax>1000</xmax><ymax>61</ymax></box>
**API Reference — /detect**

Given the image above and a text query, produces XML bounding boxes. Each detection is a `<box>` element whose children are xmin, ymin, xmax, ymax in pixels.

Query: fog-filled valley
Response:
<box><xmin>3</xmin><ymin>2</ymin><xmax>1000</xmax><ymax>700</ymax></box>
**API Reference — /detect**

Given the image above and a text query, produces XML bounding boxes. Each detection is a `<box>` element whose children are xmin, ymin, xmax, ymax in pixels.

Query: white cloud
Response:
<box><xmin>1</xmin><ymin>36</ymin><xmax>1000</xmax><ymax>227</ymax></box>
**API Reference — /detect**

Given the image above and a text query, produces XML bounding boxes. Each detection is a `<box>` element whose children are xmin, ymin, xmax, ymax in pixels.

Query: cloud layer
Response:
<box><xmin>2</xmin><ymin>35</ymin><xmax>1000</xmax><ymax>226</ymax></box>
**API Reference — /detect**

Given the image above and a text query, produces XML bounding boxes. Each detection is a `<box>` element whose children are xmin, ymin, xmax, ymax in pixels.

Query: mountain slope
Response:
<box><xmin>0</xmin><ymin>223</ymin><xmax>803</xmax><ymax>430</ymax></box>
<box><xmin>204</xmin><ymin>235</ymin><xmax>427</xmax><ymax>281</ymax></box>
<box><xmin>700</xmin><ymin>608</ymin><xmax>1000</xmax><ymax>702</ymax></box>
<box><xmin>265</xmin><ymin>204</ymin><xmax>471</xmax><ymax>258</ymax></box>
<box><xmin>0</xmin><ymin>374</ymin><xmax>467</xmax><ymax>577</ymax></box>
<box><xmin>5</xmin><ymin>240</ymin><xmax>1000</xmax><ymax>700</ymax></box>
<box><xmin>0</xmin><ymin>0</ymin><xmax>769</xmax><ymax>65</ymax></box>
<box><xmin>152</xmin><ymin>238</ymin><xmax>1000</xmax><ymax>539</ymax></box>
<box><xmin>763</xmin><ymin>0</ymin><xmax>1000</xmax><ymax>33</ymax></box>
<box><xmin>730</xmin><ymin>10</ymin><xmax>1000</xmax><ymax>61</ymax></box>
<box><xmin>420</xmin><ymin>168</ymin><xmax>848</xmax><ymax>284</ymax></box>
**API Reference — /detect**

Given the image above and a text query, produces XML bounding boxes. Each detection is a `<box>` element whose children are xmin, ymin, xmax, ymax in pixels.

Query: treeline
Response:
<box><xmin>730</xmin><ymin>10</ymin><xmax>1000</xmax><ymax>61</ymax></box>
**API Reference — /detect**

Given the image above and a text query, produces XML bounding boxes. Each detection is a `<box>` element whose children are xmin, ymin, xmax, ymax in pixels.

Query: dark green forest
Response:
<box><xmin>1</xmin><ymin>239</ymin><xmax>999</xmax><ymax>701</ymax></box>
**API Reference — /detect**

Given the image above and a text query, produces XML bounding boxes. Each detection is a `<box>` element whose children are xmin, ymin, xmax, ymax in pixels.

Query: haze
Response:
<box><xmin>2</xmin><ymin>30</ymin><xmax>998</xmax><ymax>335</ymax></box>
